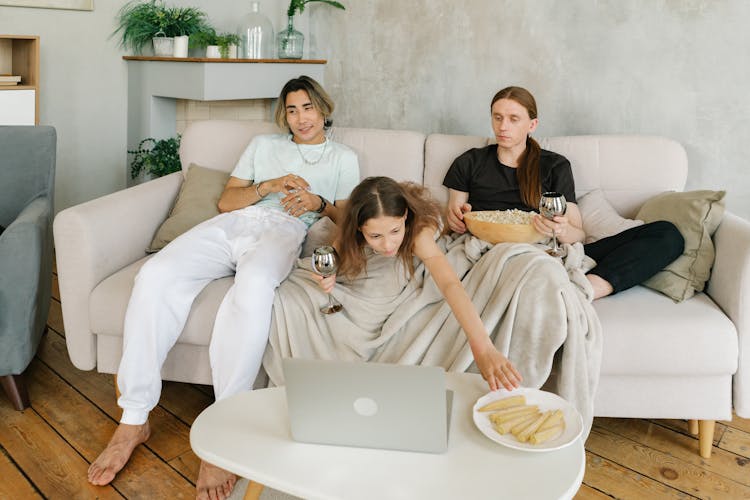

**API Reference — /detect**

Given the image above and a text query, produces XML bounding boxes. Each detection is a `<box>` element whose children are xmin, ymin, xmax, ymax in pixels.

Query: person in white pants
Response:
<box><xmin>87</xmin><ymin>76</ymin><xmax>360</xmax><ymax>500</ymax></box>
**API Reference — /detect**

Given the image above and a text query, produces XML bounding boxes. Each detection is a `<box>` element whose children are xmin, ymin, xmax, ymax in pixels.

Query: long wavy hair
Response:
<box><xmin>491</xmin><ymin>86</ymin><xmax>542</xmax><ymax>208</ymax></box>
<box><xmin>274</xmin><ymin>75</ymin><xmax>334</xmax><ymax>131</ymax></box>
<box><xmin>337</xmin><ymin>177</ymin><xmax>441</xmax><ymax>280</ymax></box>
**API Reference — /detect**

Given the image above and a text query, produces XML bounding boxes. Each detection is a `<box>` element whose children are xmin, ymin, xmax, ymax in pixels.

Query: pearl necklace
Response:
<box><xmin>296</xmin><ymin>139</ymin><xmax>328</xmax><ymax>165</ymax></box>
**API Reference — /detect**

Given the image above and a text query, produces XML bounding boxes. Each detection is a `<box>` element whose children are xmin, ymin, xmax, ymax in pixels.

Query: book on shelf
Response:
<box><xmin>0</xmin><ymin>75</ymin><xmax>22</xmax><ymax>86</ymax></box>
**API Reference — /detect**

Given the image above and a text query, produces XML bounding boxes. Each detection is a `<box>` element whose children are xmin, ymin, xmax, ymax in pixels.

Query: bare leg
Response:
<box><xmin>587</xmin><ymin>274</ymin><xmax>614</xmax><ymax>300</ymax></box>
<box><xmin>196</xmin><ymin>461</ymin><xmax>237</xmax><ymax>500</ymax></box>
<box><xmin>88</xmin><ymin>422</ymin><xmax>151</xmax><ymax>485</ymax></box>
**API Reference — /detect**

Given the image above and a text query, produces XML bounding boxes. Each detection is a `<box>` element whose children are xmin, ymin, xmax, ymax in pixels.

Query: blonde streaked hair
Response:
<box><xmin>274</xmin><ymin>75</ymin><xmax>334</xmax><ymax>131</ymax></box>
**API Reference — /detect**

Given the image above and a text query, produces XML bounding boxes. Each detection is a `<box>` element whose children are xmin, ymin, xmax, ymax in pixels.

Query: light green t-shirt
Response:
<box><xmin>231</xmin><ymin>134</ymin><xmax>360</xmax><ymax>227</ymax></box>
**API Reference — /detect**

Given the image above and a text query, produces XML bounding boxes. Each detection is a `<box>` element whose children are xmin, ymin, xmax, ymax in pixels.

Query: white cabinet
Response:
<box><xmin>0</xmin><ymin>89</ymin><xmax>35</xmax><ymax>125</ymax></box>
<box><xmin>0</xmin><ymin>35</ymin><xmax>39</xmax><ymax>125</ymax></box>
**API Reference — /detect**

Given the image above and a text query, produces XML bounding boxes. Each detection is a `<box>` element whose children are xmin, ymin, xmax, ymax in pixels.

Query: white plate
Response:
<box><xmin>472</xmin><ymin>387</ymin><xmax>583</xmax><ymax>452</ymax></box>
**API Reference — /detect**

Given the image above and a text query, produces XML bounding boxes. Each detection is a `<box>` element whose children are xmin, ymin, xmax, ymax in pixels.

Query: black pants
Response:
<box><xmin>583</xmin><ymin>221</ymin><xmax>684</xmax><ymax>294</ymax></box>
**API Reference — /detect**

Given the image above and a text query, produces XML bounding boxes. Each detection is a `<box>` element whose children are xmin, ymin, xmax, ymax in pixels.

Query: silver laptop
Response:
<box><xmin>282</xmin><ymin>358</ymin><xmax>453</xmax><ymax>453</ymax></box>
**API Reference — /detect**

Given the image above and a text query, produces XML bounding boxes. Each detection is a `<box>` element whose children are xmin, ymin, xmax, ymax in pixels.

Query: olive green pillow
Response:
<box><xmin>635</xmin><ymin>190</ymin><xmax>726</xmax><ymax>302</ymax></box>
<box><xmin>147</xmin><ymin>164</ymin><xmax>229</xmax><ymax>252</ymax></box>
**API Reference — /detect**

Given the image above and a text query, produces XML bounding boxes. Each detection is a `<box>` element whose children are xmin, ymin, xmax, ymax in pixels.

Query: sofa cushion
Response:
<box><xmin>636</xmin><ymin>190</ymin><xmax>726</xmax><ymax>302</ymax></box>
<box><xmin>90</xmin><ymin>256</ymin><xmax>230</xmax><ymax>346</ymax></box>
<box><xmin>91</xmin><ymin>257</ymin><xmax>738</xmax><ymax>379</ymax></box>
<box><xmin>577</xmin><ymin>188</ymin><xmax>644</xmax><ymax>243</ymax></box>
<box><xmin>594</xmin><ymin>285</ymin><xmax>737</xmax><ymax>376</ymax></box>
<box><xmin>147</xmin><ymin>164</ymin><xmax>229</xmax><ymax>252</ymax></box>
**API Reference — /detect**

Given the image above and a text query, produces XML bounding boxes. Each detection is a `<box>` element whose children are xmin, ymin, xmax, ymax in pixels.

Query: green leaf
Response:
<box><xmin>111</xmin><ymin>0</ymin><xmax>211</xmax><ymax>53</ymax></box>
<box><xmin>128</xmin><ymin>135</ymin><xmax>182</xmax><ymax>179</ymax></box>
<box><xmin>287</xmin><ymin>0</ymin><xmax>345</xmax><ymax>18</ymax></box>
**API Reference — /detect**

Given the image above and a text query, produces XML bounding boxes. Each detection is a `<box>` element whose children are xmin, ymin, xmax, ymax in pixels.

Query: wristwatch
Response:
<box><xmin>315</xmin><ymin>195</ymin><xmax>328</xmax><ymax>213</ymax></box>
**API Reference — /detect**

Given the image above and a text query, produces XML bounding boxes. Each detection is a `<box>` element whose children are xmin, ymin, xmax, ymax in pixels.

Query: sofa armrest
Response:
<box><xmin>53</xmin><ymin>173</ymin><xmax>182</xmax><ymax>370</ymax></box>
<box><xmin>706</xmin><ymin>211</ymin><xmax>750</xmax><ymax>417</ymax></box>
<box><xmin>0</xmin><ymin>197</ymin><xmax>53</xmax><ymax>374</ymax></box>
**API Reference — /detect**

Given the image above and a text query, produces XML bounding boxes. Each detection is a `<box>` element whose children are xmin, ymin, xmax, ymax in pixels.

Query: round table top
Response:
<box><xmin>191</xmin><ymin>372</ymin><xmax>585</xmax><ymax>500</ymax></box>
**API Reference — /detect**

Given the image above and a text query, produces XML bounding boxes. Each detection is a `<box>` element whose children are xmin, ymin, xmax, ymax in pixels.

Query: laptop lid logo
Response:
<box><xmin>353</xmin><ymin>397</ymin><xmax>378</xmax><ymax>417</ymax></box>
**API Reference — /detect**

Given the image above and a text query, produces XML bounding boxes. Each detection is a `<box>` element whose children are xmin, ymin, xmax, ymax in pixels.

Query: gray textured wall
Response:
<box><xmin>311</xmin><ymin>0</ymin><xmax>750</xmax><ymax>217</ymax></box>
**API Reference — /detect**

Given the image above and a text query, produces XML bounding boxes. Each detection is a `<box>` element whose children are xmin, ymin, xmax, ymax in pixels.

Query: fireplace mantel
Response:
<box><xmin>124</xmin><ymin>57</ymin><xmax>326</xmax><ymax>184</ymax></box>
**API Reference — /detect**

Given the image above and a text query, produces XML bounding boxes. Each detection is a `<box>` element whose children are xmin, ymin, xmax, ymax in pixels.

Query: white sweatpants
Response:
<box><xmin>117</xmin><ymin>207</ymin><xmax>306</xmax><ymax>425</ymax></box>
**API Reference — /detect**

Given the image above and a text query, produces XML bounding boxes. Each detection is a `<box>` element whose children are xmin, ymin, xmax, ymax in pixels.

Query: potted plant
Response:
<box><xmin>112</xmin><ymin>0</ymin><xmax>211</xmax><ymax>56</ymax></box>
<box><xmin>128</xmin><ymin>135</ymin><xmax>182</xmax><ymax>180</ymax></box>
<box><xmin>191</xmin><ymin>28</ymin><xmax>241</xmax><ymax>58</ymax></box>
<box><xmin>278</xmin><ymin>0</ymin><xmax>345</xmax><ymax>59</ymax></box>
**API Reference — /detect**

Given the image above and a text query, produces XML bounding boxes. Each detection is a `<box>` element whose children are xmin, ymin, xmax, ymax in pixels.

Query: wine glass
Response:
<box><xmin>539</xmin><ymin>192</ymin><xmax>567</xmax><ymax>257</ymax></box>
<box><xmin>311</xmin><ymin>246</ymin><xmax>344</xmax><ymax>314</ymax></box>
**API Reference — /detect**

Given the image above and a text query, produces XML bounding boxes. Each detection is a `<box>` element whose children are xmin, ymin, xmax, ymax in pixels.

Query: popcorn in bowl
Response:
<box><xmin>463</xmin><ymin>209</ymin><xmax>544</xmax><ymax>244</ymax></box>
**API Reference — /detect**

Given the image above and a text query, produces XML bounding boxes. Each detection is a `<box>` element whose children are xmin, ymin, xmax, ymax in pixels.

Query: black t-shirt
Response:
<box><xmin>442</xmin><ymin>145</ymin><xmax>576</xmax><ymax>211</ymax></box>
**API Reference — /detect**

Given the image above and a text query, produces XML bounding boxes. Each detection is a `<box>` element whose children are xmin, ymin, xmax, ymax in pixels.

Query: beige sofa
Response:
<box><xmin>54</xmin><ymin>120</ymin><xmax>748</xmax><ymax>457</ymax></box>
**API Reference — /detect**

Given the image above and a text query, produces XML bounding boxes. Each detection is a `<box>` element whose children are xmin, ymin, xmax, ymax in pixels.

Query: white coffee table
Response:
<box><xmin>191</xmin><ymin>372</ymin><xmax>585</xmax><ymax>500</ymax></box>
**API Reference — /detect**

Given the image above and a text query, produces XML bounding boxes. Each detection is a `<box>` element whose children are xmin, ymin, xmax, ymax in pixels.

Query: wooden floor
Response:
<box><xmin>2</xmin><ymin>272</ymin><xmax>750</xmax><ymax>499</ymax></box>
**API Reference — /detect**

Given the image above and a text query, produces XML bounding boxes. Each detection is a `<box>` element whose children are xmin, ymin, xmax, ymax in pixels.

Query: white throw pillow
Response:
<box><xmin>577</xmin><ymin>189</ymin><xmax>644</xmax><ymax>244</ymax></box>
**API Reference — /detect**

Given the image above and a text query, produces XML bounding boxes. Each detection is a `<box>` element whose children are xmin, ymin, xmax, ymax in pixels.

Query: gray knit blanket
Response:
<box><xmin>263</xmin><ymin>234</ymin><xmax>602</xmax><ymax>435</ymax></box>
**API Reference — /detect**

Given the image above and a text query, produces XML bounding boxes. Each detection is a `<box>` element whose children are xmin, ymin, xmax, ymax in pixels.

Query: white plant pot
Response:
<box><xmin>227</xmin><ymin>44</ymin><xmax>238</xmax><ymax>59</ymax></box>
<box><xmin>152</xmin><ymin>36</ymin><xmax>174</xmax><ymax>57</ymax></box>
<box><xmin>173</xmin><ymin>35</ymin><xmax>189</xmax><ymax>58</ymax></box>
<box><xmin>206</xmin><ymin>45</ymin><xmax>221</xmax><ymax>58</ymax></box>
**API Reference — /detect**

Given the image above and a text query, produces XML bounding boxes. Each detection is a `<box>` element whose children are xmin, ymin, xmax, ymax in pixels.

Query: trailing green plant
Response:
<box><xmin>112</xmin><ymin>0</ymin><xmax>211</xmax><ymax>54</ymax></box>
<box><xmin>190</xmin><ymin>29</ymin><xmax>240</xmax><ymax>58</ymax></box>
<box><xmin>188</xmin><ymin>27</ymin><xmax>217</xmax><ymax>49</ymax></box>
<box><xmin>216</xmin><ymin>32</ymin><xmax>241</xmax><ymax>58</ymax></box>
<box><xmin>287</xmin><ymin>0</ymin><xmax>345</xmax><ymax>17</ymax></box>
<box><xmin>128</xmin><ymin>135</ymin><xmax>182</xmax><ymax>179</ymax></box>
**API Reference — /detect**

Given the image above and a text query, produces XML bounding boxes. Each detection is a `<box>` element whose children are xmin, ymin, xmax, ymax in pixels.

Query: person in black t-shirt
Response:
<box><xmin>443</xmin><ymin>86</ymin><xmax>684</xmax><ymax>299</ymax></box>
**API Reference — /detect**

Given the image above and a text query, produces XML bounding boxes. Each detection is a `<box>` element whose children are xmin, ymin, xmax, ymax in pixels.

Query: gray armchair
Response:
<box><xmin>0</xmin><ymin>126</ymin><xmax>56</xmax><ymax>410</ymax></box>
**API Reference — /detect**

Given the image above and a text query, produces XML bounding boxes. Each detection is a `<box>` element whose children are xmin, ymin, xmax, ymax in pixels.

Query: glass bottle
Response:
<box><xmin>238</xmin><ymin>1</ymin><xmax>274</xmax><ymax>59</ymax></box>
<box><xmin>277</xmin><ymin>15</ymin><xmax>304</xmax><ymax>59</ymax></box>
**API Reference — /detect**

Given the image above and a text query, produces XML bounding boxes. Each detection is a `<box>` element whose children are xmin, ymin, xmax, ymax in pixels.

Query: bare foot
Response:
<box><xmin>87</xmin><ymin>421</ymin><xmax>151</xmax><ymax>486</ymax></box>
<box><xmin>587</xmin><ymin>273</ymin><xmax>614</xmax><ymax>300</ymax></box>
<box><xmin>196</xmin><ymin>461</ymin><xmax>237</xmax><ymax>500</ymax></box>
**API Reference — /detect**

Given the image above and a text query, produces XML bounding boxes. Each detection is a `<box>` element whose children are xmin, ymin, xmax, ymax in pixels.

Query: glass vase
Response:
<box><xmin>239</xmin><ymin>1</ymin><xmax>274</xmax><ymax>59</ymax></box>
<box><xmin>277</xmin><ymin>16</ymin><xmax>304</xmax><ymax>59</ymax></box>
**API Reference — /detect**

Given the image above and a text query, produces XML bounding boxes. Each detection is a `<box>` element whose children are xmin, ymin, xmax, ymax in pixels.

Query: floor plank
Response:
<box><xmin>580</xmin><ymin>450</ymin><xmax>690</xmax><ymax>499</ymax></box>
<box><xmin>0</xmin><ymin>401</ymin><xmax>123</xmax><ymax>499</ymax></box>
<box><xmin>725</xmin><ymin>412</ymin><xmax>750</xmax><ymax>434</ymax></box>
<box><xmin>160</xmin><ymin>381</ymin><xmax>214</xmax><ymax>426</ymax></box>
<box><xmin>26</xmin><ymin>357</ymin><xmax>196</xmax><ymax>498</ymax></box>
<box><xmin>594</xmin><ymin>418</ymin><xmax>750</xmax><ymax>487</ymax></box>
<box><xmin>573</xmin><ymin>483</ymin><xmax>614</xmax><ymax>499</ymax></box>
<box><xmin>36</xmin><ymin>329</ymin><xmax>194</xmax><ymax>461</ymax></box>
<box><xmin>169</xmin><ymin>449</ymin><xmax>202</xmax><ymax>484</ymax></box>
<box><xmin>718</xmin><ymin>426</ymin><xmax>750</xmax><ymax>458</ymax></box>
<box><xmin>0</xmin><ymin>446</ymin><xmax>42</xmax><ymax>499</ymax></box>
<box><xmin>51</xmin><ymin>272</ymin><xmax>59</xmax><ymax>301</ymax></box>
<box><xmin>586</xmin><ymin>426</ymin><xmax>750</xmax><ymax>499</ymax></box>
<box><xmin>46</xmin><ymin>297</ymin><xmax>64</xmax><ymax>336</ymax></box>
<box><xmin>656</xmin><ymin>418</ymin><xmax>726</xmax><ymax>446</ymax></box>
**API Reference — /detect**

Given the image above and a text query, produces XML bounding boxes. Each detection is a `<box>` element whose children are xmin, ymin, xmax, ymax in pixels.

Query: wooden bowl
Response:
<box><xmin>463</xmin><ymin>211</ymin><xmax>544</xmax><ymax>244</ymax></box>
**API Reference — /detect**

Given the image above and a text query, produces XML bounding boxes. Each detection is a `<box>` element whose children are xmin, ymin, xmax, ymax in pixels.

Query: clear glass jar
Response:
<box><xmin>277</xmin><ymin>16</ymin><xmax>304</xmax><ymax>59</ymax></box>
<box><xmin>238</xmin><ymin>1</ymin><xmax>274</xmax><ymax>59</ymax></box>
